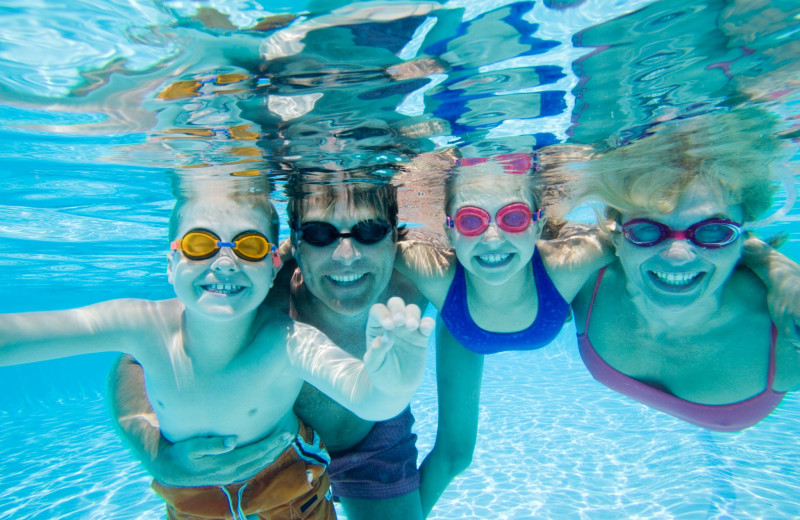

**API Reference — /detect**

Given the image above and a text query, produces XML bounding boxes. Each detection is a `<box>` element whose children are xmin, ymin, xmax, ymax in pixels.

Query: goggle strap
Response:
<box><xmin>170</xmin><ymin>240</ymin><xmax>182</xmax><ymax>251</ymax></box>
<box><xmin>531</xmin><ymin>208</ymin><xmax>544</xmax><ymax>222</ymax></box>
<box><xmin>271</xmin><ymin>245</ymin><xmax>281</xmax><ymax>268</ymax></box>
<box><xmin>446</xmin><ymin>216</ymin><xmax>455</xmax><ymax>228</ymax></box>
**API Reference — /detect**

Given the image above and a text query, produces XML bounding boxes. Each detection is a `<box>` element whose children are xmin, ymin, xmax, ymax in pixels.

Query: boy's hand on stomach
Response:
<box><xmin>364</xmin><ymin>297</ymin><xmax>434</xmax><ymax>395</ymax></box>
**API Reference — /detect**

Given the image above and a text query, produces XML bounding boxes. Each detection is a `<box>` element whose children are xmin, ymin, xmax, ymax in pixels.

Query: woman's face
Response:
<box><xmin>612</xmin><ymin>181</ymin><xmax>745</xmax><ymax>312</ymax></box>
<box><xmin>446</xmin><ymin>175</ymin><xmax>543</xmax><ymax>286</ymax></box>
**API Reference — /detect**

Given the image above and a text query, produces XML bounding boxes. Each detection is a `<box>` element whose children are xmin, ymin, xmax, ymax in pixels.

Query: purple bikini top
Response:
<box><xmin>577</xmin><ymin>268</ymin><xmax>784</xmax><ymax>432</ymax></box>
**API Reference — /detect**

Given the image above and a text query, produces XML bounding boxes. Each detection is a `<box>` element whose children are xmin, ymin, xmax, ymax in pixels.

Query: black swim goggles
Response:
<box><xmin>293</xmin><ymin>219</ymin><xmax>393</xmax><ymax>247</ymax></box>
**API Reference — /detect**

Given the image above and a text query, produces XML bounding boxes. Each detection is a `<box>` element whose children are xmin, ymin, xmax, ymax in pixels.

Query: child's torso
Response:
<box><xmin>140</xmin><ymin>302</ymin><xmax>304</xmax><ymax>446</ymax></box>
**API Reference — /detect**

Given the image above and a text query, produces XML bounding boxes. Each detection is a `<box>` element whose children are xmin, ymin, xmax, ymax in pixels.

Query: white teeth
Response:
<box><xmin>204</xmin><ymin>283</ymin><xmax>244</xmax><ymax>294</ymax></box>
<box><xmin>478</xmin><ymin>253</ymin><xmax>511</xmax><ymax>265</ymax></box>
<box><xmin>652</xmin><ymin>271</ymin><xmax>701</xmax><ymax>286</ymax></box>
<box><xmin>328</xmin><ymin>273</ymin><xmax>365</xmax><ymax>284</ymax></box>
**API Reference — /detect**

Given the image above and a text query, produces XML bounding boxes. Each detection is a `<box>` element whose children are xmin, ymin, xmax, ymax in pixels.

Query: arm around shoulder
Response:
<box><xmin>395</xmin><ymin>233</ymin><xmax>455</xmax><ymax>308</ymax></box>
<box><xmin>538</xmin><ymin>223</ymin><xmax>615</xmax><ymax>303</ymax></box>
<box><xmin>742</xmin><ymin>236</ymin><xmax>800</xmax><ymax>337</ymax></box>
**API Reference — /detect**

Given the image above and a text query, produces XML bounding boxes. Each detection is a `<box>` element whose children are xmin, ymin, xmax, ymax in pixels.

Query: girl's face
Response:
<box><xmin>446</xmin><ymin>175</ymin><xmax>543</xmax><ymax>286</ymax></box>
<box><xmin>612</xmin><ymin>180</ymin><xmax>745</xmax><ymax>313</ymax></box>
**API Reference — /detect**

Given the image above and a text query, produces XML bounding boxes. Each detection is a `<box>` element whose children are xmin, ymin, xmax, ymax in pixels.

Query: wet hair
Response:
<box><xmin>284</xmin><ymin>174</ymin><xmax>406</xmax><ymax>244</ymax></box>
<box><xmin>443</xmin><ymin>148</ymin><xmax>592</xmax><ymax>239</ymax></box>
<box><xmin>575</xmin><ymin>108</ymin><xmax>785</xmax><ymax>224</ymax></box>
<box><xmin>167</xmin><ymin>175</ymin><xmax>279</xmax><ymax>243</ymax></box>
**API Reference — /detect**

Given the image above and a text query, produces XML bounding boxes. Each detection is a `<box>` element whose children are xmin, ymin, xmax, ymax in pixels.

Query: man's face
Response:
<box><xmin>293</xmin><ymin>196</ymin><xmax>397</xmax><ymax>317</ymax></box>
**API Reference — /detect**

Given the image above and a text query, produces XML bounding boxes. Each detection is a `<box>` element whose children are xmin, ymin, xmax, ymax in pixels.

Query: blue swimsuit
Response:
<box><xmin>440</xmin><ymin>247</ymin><xmax>570</xmax><ymax>354</ymax></box>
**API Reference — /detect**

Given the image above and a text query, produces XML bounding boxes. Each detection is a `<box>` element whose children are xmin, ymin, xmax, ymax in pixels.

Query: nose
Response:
<box><xmin>481</xmin><ymin>222</ymin><xmax>504</xmax><ymax>243</ymax></box>
<box><xmin>332</xmin><ymin>237</ymin><xmax>362</xmax><ymax>266</ymax></box>
<box><xmin>210</xmin><ymin>248</ymin><xmax>240</xmax><ymax>273</ymax></box>
<box><xmin>659</xmin><ymin>238</ymin><xmax>697</xmax><ymax>263</ymax></box>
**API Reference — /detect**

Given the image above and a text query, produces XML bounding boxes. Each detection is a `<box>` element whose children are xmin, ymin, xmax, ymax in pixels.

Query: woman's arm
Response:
<box><xmin>107</xmin><ymin>355</ymin><xmax>292</xmax><ymax>486</ymax></box>
<box><xmin>418</xmin><ymin>316</ymin><xmax>484</xmax><ymax>517</ymax></box>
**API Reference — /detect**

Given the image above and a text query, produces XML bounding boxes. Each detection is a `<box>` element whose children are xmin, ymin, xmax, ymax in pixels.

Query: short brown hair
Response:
<box><xmin>168</xmin><ymin>175</ymin><xmax>279</xmax><ymax>243</ymax></box>
<box><xmin>285</xmin><ymin>175</ymin><xmax>405</xmax><ymax>243</ymax></box>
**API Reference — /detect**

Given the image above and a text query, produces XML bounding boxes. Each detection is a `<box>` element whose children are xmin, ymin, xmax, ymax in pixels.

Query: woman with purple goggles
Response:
<box><xmin>570</xmin><ymin>109</ymin><xmax>800</xmax><ymax>432</ymax></box>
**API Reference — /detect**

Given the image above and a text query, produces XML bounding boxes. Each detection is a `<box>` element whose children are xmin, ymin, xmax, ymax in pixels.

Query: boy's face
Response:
<box><xmin>168</xmin><ymin>197</ymin><xmax>278</xmax><ymax>320</ymax></box>
<box><xmin>293</xmin><ymin>195</ymin><xmax>397</xmax><ymax>317</ymax></box>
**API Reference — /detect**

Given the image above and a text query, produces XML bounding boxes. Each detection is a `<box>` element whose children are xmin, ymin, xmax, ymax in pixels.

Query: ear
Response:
<box><xmin>536</xmin><ymin>213</ymin><xmax>548</xmax><ymax>236</ymax></box>
<box><xmin>167</xmin><ymin>251</ymin><xmax>177</xmax><ymax>284</ymax></box>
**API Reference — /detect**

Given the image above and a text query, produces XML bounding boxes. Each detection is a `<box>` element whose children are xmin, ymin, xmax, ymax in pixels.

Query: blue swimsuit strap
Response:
<box><xmin>440</xmin><ymin>247</ymin><xmax>570</xmax><ymax>354</ymax></box>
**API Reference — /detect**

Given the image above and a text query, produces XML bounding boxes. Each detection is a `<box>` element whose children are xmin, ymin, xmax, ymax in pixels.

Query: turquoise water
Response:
<box><xmin>1</xmin><ymin>0</ymin><xmax>799</xmax><ymax>518</ymax></box>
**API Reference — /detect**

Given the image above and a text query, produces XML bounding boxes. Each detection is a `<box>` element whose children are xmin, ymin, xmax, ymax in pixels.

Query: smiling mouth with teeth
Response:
<box><xmin>327</xmin><ymin>273</ymin><xmax>366</xmax><ymax>286</ymax></box>
<box><xmin>648</xmin><ymin>270</ymin><xmax>704</xmax><ymax>290</ymax></box>
<box><xmin>203</xmin><ymin>283</ymin><xmax>246</xmax><ymax>295</ymax></box>
<box><xmin>475</xmin><ymin>252</ymin><xmax>513</xmax><ymax>267</ymax></box>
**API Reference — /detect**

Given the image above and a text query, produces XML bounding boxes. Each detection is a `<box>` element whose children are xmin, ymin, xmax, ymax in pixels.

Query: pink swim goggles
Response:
<box><xmin>446</xmin><ymin>202</ymin><xmax>543</xmax><ymax>236</ymax></box>
<box><xmin>621</xmin><ymin>218</ymin><xmax>743</xmax><ymax>249</ymax></box>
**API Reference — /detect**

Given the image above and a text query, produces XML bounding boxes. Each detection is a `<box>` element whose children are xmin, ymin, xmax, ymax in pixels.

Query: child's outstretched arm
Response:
<box><xmin>0</xmin><ymin>299</ymin><xmax>162</xmax><ymax>367</ymax></box>
<box><xmin>288</xmin><ymin>297</ymin><xmax>434</xmax><ymax>422</ymax></box>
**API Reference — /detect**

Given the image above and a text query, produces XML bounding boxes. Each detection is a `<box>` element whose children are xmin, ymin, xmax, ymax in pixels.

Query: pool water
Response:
<box><xmin>1</xmin><ymin>0</ymin><xmax>799</xmax><ymax>519</ymax></box>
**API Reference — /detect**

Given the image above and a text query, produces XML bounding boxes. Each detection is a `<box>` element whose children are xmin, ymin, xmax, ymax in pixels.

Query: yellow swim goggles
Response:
<box><xmin>171</xmin><ymin>228</ymin><xmax>280</xmax><ymax>266</ymax></box>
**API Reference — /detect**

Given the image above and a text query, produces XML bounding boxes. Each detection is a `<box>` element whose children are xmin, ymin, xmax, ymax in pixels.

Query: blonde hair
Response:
<box><xmin>444</xmin><ymin>147</ymin><xmax>593</xmax><ymax>239</ymax></box>
<box><xmin>168</xmin><ymin>175</ymin><xmax>279</xmax><ymax>243</ymax></box>
<box><xmin>576</xmin><ymin>108</ymin><xmax>785</xmax><ymax>224</ymax></box>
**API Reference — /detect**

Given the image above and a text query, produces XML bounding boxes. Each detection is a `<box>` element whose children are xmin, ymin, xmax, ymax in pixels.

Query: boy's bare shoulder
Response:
<box><xmin>88</xmin><ymin>297</ymin><xmax>183</xmax><ymax>326</ymax></box>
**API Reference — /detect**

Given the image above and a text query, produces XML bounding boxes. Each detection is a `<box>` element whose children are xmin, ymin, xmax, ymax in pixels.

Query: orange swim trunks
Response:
<box><xmin>152</xmin><ymin>421</ymin><xmax>335</xmax><ymax>520</ymax></box>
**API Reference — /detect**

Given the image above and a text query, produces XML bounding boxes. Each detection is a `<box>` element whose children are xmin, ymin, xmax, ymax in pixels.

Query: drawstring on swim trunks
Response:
<box><xmin>220</xmin><ymin>483</ymin><xmax>249</xmax><ymax>520</ymax></box>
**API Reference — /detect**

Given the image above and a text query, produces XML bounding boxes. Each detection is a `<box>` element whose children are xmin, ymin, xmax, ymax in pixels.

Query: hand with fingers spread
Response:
<box><xmin>365</xmin><ymin>296</ymin><xmax>435</xmax><ymax>396</ymax></box>
<box><xmin>150</xmin><ymin>431</ymin><xmax>295</xmax><ymax>487</ymax></box>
